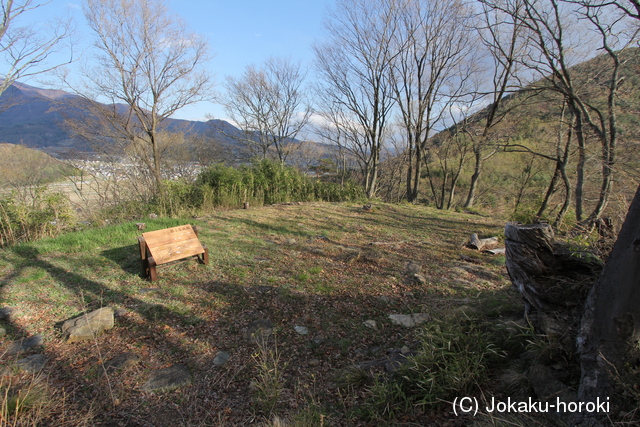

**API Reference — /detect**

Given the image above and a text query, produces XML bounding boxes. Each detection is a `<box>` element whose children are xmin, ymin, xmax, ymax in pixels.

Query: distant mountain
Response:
<box><xmin>0</xmin><ymin>81</ymin><xmax>246</xmax><ymax>158</ymax></box>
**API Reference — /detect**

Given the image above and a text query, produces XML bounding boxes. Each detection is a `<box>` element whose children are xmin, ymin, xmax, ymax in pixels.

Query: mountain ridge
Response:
<box><xmin>0</xmin><ymin>81</ymin><xmax>244</xmax><ymax>158</ymax></box>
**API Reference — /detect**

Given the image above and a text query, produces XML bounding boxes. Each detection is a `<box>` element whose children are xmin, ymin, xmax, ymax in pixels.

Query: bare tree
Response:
<box><xmin>389</xmin><ymin>0</ymin><xmax>477</xmax><ymax>204</ymax></box>
<box><xmin>0</xmin><ymin>0</ymin><xmax>72</xmax><ymax>108</ymax></box>
<box><xmin>567</xmin><ymin>0</ymin><xmax>640</xmax><ymax>20</ymax></box>
<box><xmin>491</xmin><ymin>0</ymin><xmax>637</xmax><ymax>225</ymax></box>
<box><xmin>463</xmin><ymin>0</ymin><xmax>529</xmax><ymax>208</ymax></box>
<box><xmin>568</xmin><ymin>2</ymin><xmax>640</xmax><ymax>422</ymax></box>
<box><xmin>62</xmin><ymin>0</ymin><xmax>213</xmax><ymax>197</ymax></box>
<box><xmin>424</xmin><ymin>124</ymin><xmax>473</xmax><ymax>209</ymax></box>
<box><xmin>221</xmin><ymin>57</ymin><xmax>311</xmax><ymax>163</ymax></box>
<box><xmin>313</xmin><ymin>0</ymin><xmax>398</xmax><ymax>199</ymax></box>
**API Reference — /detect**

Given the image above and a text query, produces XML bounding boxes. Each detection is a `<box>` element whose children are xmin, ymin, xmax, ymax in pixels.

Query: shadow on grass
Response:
<box><xmin>101</xmin><ymin>244</ymin><xmax>142</xmax><ymax>276</ymax></box>
<box><xmin>4</xmin><ymin>244</ymin><xmax>202</xmax><ymax>328</ymax></box>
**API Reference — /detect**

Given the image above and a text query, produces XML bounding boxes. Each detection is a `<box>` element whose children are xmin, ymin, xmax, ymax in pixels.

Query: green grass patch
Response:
<box><xmin>0</xmin><ymin>201</ymin><xmax>517</xmax><ymax>425</ymax></box>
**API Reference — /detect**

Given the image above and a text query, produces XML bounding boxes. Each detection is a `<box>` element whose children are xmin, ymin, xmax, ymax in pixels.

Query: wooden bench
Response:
<box><xmin>138</xmin><ymin>224</ymin><xmax>209</xmax><ymax>281</ymax></box>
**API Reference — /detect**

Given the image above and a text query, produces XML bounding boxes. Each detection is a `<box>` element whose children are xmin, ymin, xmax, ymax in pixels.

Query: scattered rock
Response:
<box><xmin>363</xmin><ymin>320</ymin><xmax>378</xmax><ymax>330</ymax></box>
<box><xmin>136</xmin><ymin>223</ymin><xmax>146</xmax><ymax>230</ymax></box>
<box><xmin>143</xmin><ymin>364</ymin><xmax>191</xmax><ymax>391</ymax></box>
<box><xmin>7</xmin><ymin>335</ymin><xmax>44</xmax><ymax>355</ymax></box>
<box><xmin>105</xmin><ymin>352</ymin><xmax>141</xmax><ymax>373</ymax></box>
<box><xmin>388</xmin><ymin>313</ymin><xmax>430</xmax><ymax>327</ymax></box>
<box><xmin>62</xmin><ymin>307</ymin><xmax>115</xmax><ymax>343</ymax></box>
<box><xmin>244</xmin><ymin>319</ymin><xmax>274</xmax><ymax>342</ymax></box>
<box><xmin>294</xmin><ymin>326</ymin><xmax>309</xmax><ymax>335</ymax></box>
<box><xmin>213</xmin><ymin>351</ymin><xmax>230</xmax><ymax>366</ymax></box>
<box><xmin>0</xmin><ymin>307</ymin><xmax>20</xmax><ymax>321</ymax></box>
<box><xmin>284</xmin><ymin>239</ymin><xmax>297</xmax><ymax>245</ymax></box>
<box><xmin>360</xmin><ymin>247</ymin><xmax>384</xmax><ymax>264</ymax></box>
<box><xmin>404</xmin><ymin>261</ymin><xmax>422</xmax><ymax>276</ymax></box>
<box><xmin>148</xmin><ymin>213</ymin><xmax>158</xmax><ymax>219</ymax></box>
<box><xmin>16</xmin><ymin>354</ymin><xmax>47</xmax><ymax>373</ymax></box>
<box><xmin>0</xmin><ymin>326</ymin><xmax>6</xmax><ymax>337</ymax></box>
<box><xmin>340</xmin><ymin>250</ymin><xmax>361</xmax><ymax>263</ymax></box>
<box><xmin>412</xmin><ymin>273</ymin><xmax>428</xmax><ymax>284</ymax></box>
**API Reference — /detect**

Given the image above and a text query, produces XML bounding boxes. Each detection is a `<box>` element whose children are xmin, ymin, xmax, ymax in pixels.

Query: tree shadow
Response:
<box><xmin>101</xmin><ymin>244</ymin><xmax>141</xmax><ymax>276</ymax></box>
<box><xmin>4</xmin><ymin>244</ymin><xmax>203</xmax><ymax>328</ymax></box>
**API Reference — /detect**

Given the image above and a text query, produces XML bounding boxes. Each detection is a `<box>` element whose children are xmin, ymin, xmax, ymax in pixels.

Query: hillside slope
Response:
<box><xmin>0</xmin><ymin>82</ymin><xmax>243</xmax><ymax>158</ymax></box>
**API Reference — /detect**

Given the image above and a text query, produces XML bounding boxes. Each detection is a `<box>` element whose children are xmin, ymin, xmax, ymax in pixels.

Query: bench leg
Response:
<box><xmin>148</xmin><ymin>256</ymin><xmax>158</xmax><ymax>281</ymax></box>
<box><xmin>139</xmin><ymin>237</ymin><xmax>150</xmax><ymax>278</ymax></box>
<box><xmin>142</xmin><ymin>259</ymin><xmax>148</xmax><ymax>278</ymax></box>
<box><xmin>199</xmin><ymin>246</ymin><xmax>209</xmax><ymax>265</ymax></box>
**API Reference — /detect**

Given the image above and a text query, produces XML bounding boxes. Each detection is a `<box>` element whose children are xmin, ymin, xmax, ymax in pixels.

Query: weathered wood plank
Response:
<box><xmin>142</xmin><ymin>225</ymin><xmax>199</xmax><ymax>248</ymax></box>
<box><xmin>148</xmin><ymin>237</ymin><xmax>205</xmax><ymax>265</ymax></box>
<box><xmin>139</xmin><ymin>224</ymin><xmax>208</xmax><ymax>281</ymax></box>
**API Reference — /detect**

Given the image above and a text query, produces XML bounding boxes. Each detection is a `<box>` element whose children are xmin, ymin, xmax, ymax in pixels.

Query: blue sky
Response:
<box><xmin>16</xmin><ymin>0</ymin><xmax>335</xmax><ymax>122</ymax></box>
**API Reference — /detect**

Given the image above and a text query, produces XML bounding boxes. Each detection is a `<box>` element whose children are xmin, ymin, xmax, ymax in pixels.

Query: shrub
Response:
<box><xmin>194</xmin><ymin>160</ymin><xmax>364</xmax><ymax>210</ymax></box>
<box><xmin>0</xmin><ymin>187</ymin><xmax>75</xmax><ymax>246</ymax></box>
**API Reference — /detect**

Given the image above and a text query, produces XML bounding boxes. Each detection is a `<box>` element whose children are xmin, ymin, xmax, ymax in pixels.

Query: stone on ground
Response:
<box><xmin>16</xmin><ymin>354</ymin><xmax>47</xmax><ymax>373</ymax></box>
<box><xmin>7</xmin><ymin>335</ymin><xmax>43</xmax><ymax>355</ymax></box>
<box><xmin>143</xmin><ymin>364</ymin><xmax>191</xmax><ymax>391</ymax></box>
<box><xmin>62</xmin><ymin>307</ymin><xmax>115</xmax><ymax>343</ymax></box>
<box><xmin>388</xmin><ymin>313</ymin><xmax>430</xmax><ymax>327</ymax></box>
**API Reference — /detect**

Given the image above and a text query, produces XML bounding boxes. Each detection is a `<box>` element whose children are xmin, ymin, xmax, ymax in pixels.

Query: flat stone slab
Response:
<box><xmin>388</xmin><ymin>313</ymin><xmax>430</xmax><ymax>327</ymax></box>
<box><xmin>105</xmin><ymin>352</ymin><xmax>141</xmax><ymax>373</ymax></box>
<box><xmin>244</xmin><ymin>319</ymin><xmax>274</xmax><ymax>342</ymax></box>
<box><xmin>16</xmin><ymin>354</ymin><xmax>47</xmax><ymax>373</ymax></box>
<box><xmin>363</xmin><ymin>320</ymin><xmax>378</xmax><ymax>330</ymax></box>
<box><xmin>213</xmin><ymin>351</ymin><xmax>230</xmax><ymax>366</ymax></box>
<box><xmin>143</xmin><ymin>364</ymin><xmax>191</xmax><ymax>391</ymax></box>
<box><xmin>62</xmin><ymin>307</ymin><xmax>115</xmax><ymax>343</ymax></box>
<box><xmin>294</xmin><ymin>326</ymin><xmax>309</xmax><ymax>335</ymax></box>
<box><xmin>7</xmin><ymin>335</ymin><xmax>43</xmax><ymax>355</ymax></box>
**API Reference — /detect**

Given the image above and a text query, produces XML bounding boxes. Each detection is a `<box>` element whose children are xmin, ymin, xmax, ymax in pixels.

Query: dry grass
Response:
<box><xmin>0</xmin><ymin>202</ymin><xmax>520</xmax><ymax>425</ymax></box>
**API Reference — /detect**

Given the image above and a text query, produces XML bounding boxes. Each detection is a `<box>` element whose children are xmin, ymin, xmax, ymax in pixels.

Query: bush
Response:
<box><xmin>194</xmin><ymin>160</ymin><xmax>364</xmax><ymax>210</ymax></box>
<box><xmin>0</xmin><ymin>187</ymin><xmax>75</xmax><ymax>246</ymax></box>
<box><xmin>157</xmin><ymin>179</ymin><xmax>204</xmax><ymax>216</ymax></box>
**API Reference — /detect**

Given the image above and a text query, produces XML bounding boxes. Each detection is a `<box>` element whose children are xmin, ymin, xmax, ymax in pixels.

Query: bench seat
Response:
<box><xmin>138</xmin><ymin>224</ymin><xmax>208</xmax><ymax>281</ymax></box>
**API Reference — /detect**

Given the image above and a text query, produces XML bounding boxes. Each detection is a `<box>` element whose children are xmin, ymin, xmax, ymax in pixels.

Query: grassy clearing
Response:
<box><xmin>0</xmin><ymin>201</ymin><xmax>530</xmax><ymax>425</ymax></box>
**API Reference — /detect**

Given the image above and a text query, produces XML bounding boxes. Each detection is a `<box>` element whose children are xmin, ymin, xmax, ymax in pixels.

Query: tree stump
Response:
<box><xmin>504</xmin><ymin>222</ymin><xmax>556</xmax><ymax>314</ymax></box>
<box><xmin>505</xmin><ymin>222</ymin><xmax>602</xmax><ymax>343</ymax></box>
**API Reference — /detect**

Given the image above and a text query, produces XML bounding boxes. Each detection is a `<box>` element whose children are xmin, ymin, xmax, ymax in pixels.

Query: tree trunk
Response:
<box><xmin>406</xmin><ymin>147</ymin><xmax>415</xmax><ymax>202</ymax></box>
<box><xmin>554</xmin><ymin>163</ymin><xmax>572</xmax><ymax>228</ymax></box>
<box><xmin>465</xmin><ymin>148</ymin><xmax>482</xmax><ymax>208</ymax></box>
<box><xmin>504</xmin><ymin>222</ymin><xmax>556</xmax><ymax>314</ymax></box>
<box><xmin>536</xmin><ymin>167</ymin><xmax>560</xmax><ymax>219</ymax></box>
<box><xmin>574</xmin><ymin>113</ymin><xmax>586</xmax><ymax>223</ymax></box>
<box><xmin>576</xmin><ymin>184</ymin><xmax>640</xmax><ymax>421</ymax></box>
<box><xmin>408</xmin><ymin>142</ymin><xmax>423</xmax><ymax>203</ymax></box>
